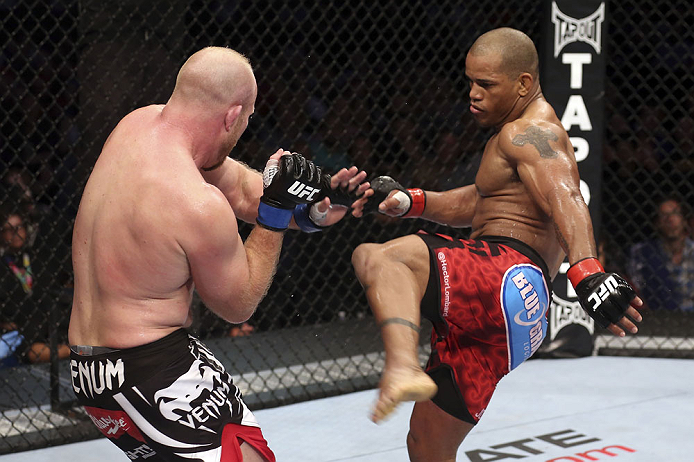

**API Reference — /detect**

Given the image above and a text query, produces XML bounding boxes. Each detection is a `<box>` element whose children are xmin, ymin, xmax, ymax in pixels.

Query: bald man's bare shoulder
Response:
<box><xmin>120</xmin><ymin>105</ymin><xmax>165</xmax><ymax>124</ymax></box>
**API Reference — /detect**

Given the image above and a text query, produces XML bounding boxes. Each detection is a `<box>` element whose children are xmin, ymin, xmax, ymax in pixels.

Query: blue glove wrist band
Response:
<box><xmin>293</xmin><ymin>204</ymin><xmax>323</xmax><ymax>233</ymax></box>
<box><xmin>257</xmin><ymin>202</ymin><xmax>293</xmax><ymax>231</ymax></box>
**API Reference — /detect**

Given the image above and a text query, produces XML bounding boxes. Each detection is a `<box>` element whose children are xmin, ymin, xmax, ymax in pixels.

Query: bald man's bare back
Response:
<box><xmin>70</xmin><ymin>105</ymin><xmax>207</xmax><ymax>348</ymax></box>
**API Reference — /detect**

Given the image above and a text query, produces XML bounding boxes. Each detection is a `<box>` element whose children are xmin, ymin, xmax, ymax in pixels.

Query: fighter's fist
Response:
<box><xmin>362</xmin><ymin>176</ymin><xmax>425</xmax><ymax>218</ymax></box>
<box><xmin>257</xmin><ymin>151</ymin><xmax>323</xmax><ymax>231</ymax></box>
<box><xmin>568</xmin><ymin>258</ymin><xmax>643</xmax><ymax>335</ymax></box>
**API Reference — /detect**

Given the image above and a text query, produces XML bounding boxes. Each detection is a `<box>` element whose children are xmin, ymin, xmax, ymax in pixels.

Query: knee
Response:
<box><xmin>351</xmin><ymin>242</ymin><xmax>383</xmax><ymax>280</ymax></box>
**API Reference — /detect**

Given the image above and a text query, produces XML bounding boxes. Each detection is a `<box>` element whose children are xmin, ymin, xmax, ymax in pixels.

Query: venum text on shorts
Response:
<box><xmin>71</xmin><ymin>358</ymin><xmax>126</xmax><ymax>398</ymax></box>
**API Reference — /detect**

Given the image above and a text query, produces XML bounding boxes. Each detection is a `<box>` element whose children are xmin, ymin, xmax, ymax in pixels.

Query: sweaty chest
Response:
<box><xmin>475</xmin><ymin>139</ymin><xmax>518</xmax><ymax>196</ymax></box>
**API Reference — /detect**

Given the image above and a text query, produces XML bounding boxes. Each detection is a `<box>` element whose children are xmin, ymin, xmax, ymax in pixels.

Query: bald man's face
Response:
<box><xmin>465</xmin><ymin>52</ymin><xmax>521</xmax><ymax>128</ymax></box>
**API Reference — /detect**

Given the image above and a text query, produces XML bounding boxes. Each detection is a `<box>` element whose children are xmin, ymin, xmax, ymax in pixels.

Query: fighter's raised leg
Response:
<box><xmin>352</xmin><ymin>235</ymin><xmax>437</xmax><ymax>422</ymax></box>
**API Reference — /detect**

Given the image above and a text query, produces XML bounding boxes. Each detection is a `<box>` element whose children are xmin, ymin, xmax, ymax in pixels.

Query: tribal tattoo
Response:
<box><xmin>512</xmin><ymin>126</ymin><xmax>559</xmax><ymax>158</ymax></box>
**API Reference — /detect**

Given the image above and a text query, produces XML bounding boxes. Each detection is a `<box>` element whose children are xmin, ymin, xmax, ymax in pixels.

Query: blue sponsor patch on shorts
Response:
<box><xmin>501</xmin><ymin>264</ymin><xmax>549</xmax><ymax>371</ymax></box>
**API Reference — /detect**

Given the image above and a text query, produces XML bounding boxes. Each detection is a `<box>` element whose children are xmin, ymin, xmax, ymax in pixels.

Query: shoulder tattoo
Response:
<box><xmin>511</xmin><ymin>126</ymin><xmax>559</xmax><ymax>158</ymax></box>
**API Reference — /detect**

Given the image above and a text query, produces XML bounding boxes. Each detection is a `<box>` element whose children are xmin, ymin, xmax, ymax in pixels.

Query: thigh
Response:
<box><xmin>408</xmin><ymin>400</ymin><xmax>474</xmax><ymax>462</ymax></box>
<box><xmin>355</xmin><ymin>234</ymin><xmax>431</xmax><ymax>297</ymax></box>
<box><xmin>381</xmin><ymin>234</ymin><xmax>431</xmax><ymax>287</ymax></box>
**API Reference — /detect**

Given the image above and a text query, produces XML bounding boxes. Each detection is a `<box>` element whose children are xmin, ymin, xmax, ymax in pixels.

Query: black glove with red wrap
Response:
<box><xmin>568</xmin><ymin>257</ymin><xmax>637</xmax><ymax>329</ymax></box>
<box><xmin>362</xmin><ymin>176</ymin><xmax>426</xmax><ymax>217</ymax></box>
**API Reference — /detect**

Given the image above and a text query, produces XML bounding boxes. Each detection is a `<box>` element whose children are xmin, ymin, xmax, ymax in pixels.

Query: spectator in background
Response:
<box><xmin>603</xmin><ymin>112</ymin><xmax>638</xmax><ymax>181</ymax></box>
<box><xmin>628</xmin><ymin>196</ymin><xmax>694</xmax><ymax>311</ymax></box>
<box><xmin>0</xmin><ymin>202</ymin><xmax>71</xmax><ymax>364</ymax></box>
<box><xmin>2</xmin><ymin>165</ymin><xmax>41</xmax><ymax>246</ymax></box>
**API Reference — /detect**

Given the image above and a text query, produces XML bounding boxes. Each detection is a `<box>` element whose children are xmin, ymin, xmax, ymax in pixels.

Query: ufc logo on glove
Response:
<box><xmin>587</xmin><ymin>275</ymin><xmax>619</xmax><ymax>310</ymax></box>
<box><xmin>287</xmin><ymin>181</ymin><xmax>320</xmax><ymax>201</ymax></box>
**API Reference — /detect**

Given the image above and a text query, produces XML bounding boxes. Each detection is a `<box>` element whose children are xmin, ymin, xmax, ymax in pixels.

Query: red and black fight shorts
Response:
<box><xmin>418</xmin><ymin>233</ymin><xmax>552</xmax><ymax>425</ymax></box>
<box><xmin>69</xmin><ymin>329</ymin><xmax>275</xmax><ymax>461</ymax></box>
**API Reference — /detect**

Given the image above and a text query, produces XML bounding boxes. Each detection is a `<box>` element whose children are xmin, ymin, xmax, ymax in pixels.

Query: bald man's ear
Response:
<box><xmin>518</xmin><ymin>73</ymin><xmax>533</xmax><ymax>97</ymax></box>
<box><xmin>224</xmin><ymin>105</ymin><xmax>243</xmax><ymax>131</ymax></box>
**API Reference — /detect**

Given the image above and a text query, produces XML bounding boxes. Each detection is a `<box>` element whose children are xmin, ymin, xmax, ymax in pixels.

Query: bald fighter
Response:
<box><xmin>351</xmin><ymin>28</ymin><xmax>643</xmax><ymax>461</ymax></box>
<box><xmin>69</xmin><ymin>47</ymin><xmax>368</xmax><ymax>462</ymax></box>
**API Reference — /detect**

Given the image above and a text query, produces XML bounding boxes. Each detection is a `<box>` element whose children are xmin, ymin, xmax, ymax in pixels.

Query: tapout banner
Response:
<box><xmin>537</xmin><ymin>0</ymin><xmax>607</xmax><ymax>357</ymax></box>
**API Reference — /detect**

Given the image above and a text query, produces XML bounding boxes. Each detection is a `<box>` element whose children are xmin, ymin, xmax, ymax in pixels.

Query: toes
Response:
<box><xmin>372</xmin><ymin>394</ymin><xmax>397</xmax><ymax>423</ymax></box>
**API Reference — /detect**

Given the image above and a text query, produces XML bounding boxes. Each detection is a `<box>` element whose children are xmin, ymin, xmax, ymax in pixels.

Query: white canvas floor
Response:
<box><xmin>2</xmin><ymin>356</ymin><xmax>692</xmax><ymax>461</ymax></box>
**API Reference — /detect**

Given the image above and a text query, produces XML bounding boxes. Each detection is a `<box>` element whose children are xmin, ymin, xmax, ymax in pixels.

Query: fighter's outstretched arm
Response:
<box><xmin>419</xmin><ymin>186</ymin><xmax>478</xmax><ymax>227</ymax></box>
<box><xmin>352</xmin><ymin>176</ymin><xmax>478</xmax><ymax>228</ymax></box>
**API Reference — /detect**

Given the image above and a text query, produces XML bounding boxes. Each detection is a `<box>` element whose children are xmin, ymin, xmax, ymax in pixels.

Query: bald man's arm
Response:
<box><xmin>201</xmin><ymin>157</ymin><xmax>264</xmax><ymax>224</ymax></box>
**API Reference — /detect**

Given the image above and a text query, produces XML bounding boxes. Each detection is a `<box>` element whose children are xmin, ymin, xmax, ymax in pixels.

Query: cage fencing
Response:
<box><xmin>0</xmin><ymin>0</ymin><xmax>692</xmax><ymax>455</ymax></box>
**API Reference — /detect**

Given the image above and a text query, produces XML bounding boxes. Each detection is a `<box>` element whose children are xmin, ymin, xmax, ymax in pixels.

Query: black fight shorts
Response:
<box><xmin>70</xmin><ymin>329</ymin><xmax>275</xmax><ymax>461</ymax></box>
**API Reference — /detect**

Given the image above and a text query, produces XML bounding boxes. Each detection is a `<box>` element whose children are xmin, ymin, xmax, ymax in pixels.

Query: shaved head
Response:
<box><xmin>469</xmin><ymin>28</ymin><xmax>539</xmax><ymax>80</ymax></box>
<box><xmin>170</xmin><ymin>47</ymin><xmax>256</xmax><ymax>109</ymax></box>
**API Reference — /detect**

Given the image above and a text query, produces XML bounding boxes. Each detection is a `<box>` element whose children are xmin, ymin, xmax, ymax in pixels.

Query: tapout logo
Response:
<box><xmin>551</xmin><ymin>2</ymin><xmax>605</xmax><ymax>57</ymax></box>
<box><xmin>549</xmin><ymin>294</ymin><xmax>594</xmax><ymax>341</ymax></box>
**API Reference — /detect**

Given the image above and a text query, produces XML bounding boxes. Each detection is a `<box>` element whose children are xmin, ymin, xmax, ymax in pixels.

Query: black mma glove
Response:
<box><xmin>363</xmin><ymin>176</ymin><xmax>426</xmax><ymax>217</ymax></box>
<box><xmin>293</xmin><ymin>172</ymin><xmax>366</xmax><ymax>233</ymax></box>
<box><xmin>257</xmin><ymin>153</ymin><xmax>323</xmax><ymax>231</ymax></box>
<box><xmin>568</xmin><ymin>258</ymin><xmax>636</xmax><ymax>329</ymax></box>
<box><xmin>315</xmin><ymin>173</ymin><xmax>364</xmax><ymax>208</ymax></box>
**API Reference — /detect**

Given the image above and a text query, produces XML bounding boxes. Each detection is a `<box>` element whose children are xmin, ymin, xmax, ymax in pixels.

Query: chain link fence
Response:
<box><xmin>0</xmin><ymin>0</ymin><xmax>691</xmax><ymax>455</ymax></box>
<box><xmin>597</xmin><ymin>0</ymin><xmax>694</xmax><ymax>356</ymax></box>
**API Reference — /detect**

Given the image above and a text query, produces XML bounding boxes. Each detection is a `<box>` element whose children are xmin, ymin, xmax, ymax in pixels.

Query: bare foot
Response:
<box><xmin>371</xmin><ymin>365</ymin><xmax>437</xmax><ymax>423</ymax></box>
